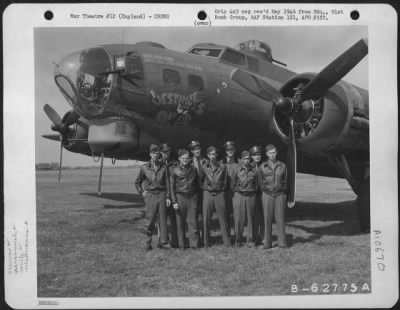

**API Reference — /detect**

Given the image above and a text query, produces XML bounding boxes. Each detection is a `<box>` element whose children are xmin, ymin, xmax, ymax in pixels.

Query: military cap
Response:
<box><xmin>249</xmin><ymin>145</ymin><xmax>262</xmax><ymax>155</ymax></box>
<box><xmin>241</xmin><ymin>150</ymin><xmax>250</xmax><ymax>158</ymax></box>
<box><xmin>149</xmin><ymin>144</ymin><xmax>160</xmax><ymax>153</ymax></box>
<box><xmin>207</xmin><ymin>146</ymin><xmax>217</xmax><ymax>154</ymax></box>
<box><xmin>265</xmin><ymin>144</ymin><xmax>277</xmax><ymax>152</ymax></box>
<box><xmin>160</xmin><ymin>143</ymin><xmax>172</xmax><ymax>152</ymax></box>
<box><xmin>188</xmin><ymin>140</ymin><xmax>201</xmax><ymax>150</ymax></box>
<box><xmin>223</xmin><ymin>141</ymin><xmax>236</xmax><ymax>150</ymax></box>
<box><xmin>178</xmin><ymin>149</ymin><xmax>189</xmax><ymax>158</ymax></box>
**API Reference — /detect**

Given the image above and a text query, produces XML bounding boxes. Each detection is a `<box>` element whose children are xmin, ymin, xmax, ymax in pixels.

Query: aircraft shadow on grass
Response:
<box><xmin>79</xmin><ymin>192</ymin><xmax>365</xmax><ymax>246</ymax></box>
<box><xmin>285</xmin><ymin>200</ymin><xmax>365</xmax><ymax>245</ymax></box>
<box><xmin>207</xmin><ymin>199</ymin><xmax>364</xmax><ymax>246</ymax></box>
<box><xmin>80</xmin><ymin>192</ymin><xmax>145</xmax><ymax>209</ymax></box>
<box><xmin>118</xmin><ymin>210</ymin><xmax>146</xmax><ymax>224</ymax></box>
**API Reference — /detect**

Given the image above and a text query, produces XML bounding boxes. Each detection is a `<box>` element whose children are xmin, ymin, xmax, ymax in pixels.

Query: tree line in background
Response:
<box><xmin>35</xmin><ymin>162</ymin><xmax>142</xmax><ymax>170</ymax></box>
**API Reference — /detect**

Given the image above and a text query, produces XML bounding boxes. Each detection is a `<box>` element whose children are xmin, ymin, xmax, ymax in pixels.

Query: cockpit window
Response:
<box><xmin>221</xmin><ymin>49</ymin><xmax>246</xmax><ymax>66</ymax></box>
<box><xmin>53</xmin><ymin>47</ymin><xmax>112</xmax><ymax>118</ymax></box>
<box><xmin>126</xmin><ymin>52</ymin><xmax>144</xmax><ymax>80</ymax></box>
<box><xmin>188</xmin><ymin>48</ymin><xmax>222</xmax><ymax>57</ymax></box>
<box><xmin>247</xmin><ymin>56</ymin><xmax>259</xmax><ymax>73</ymax></box>
<box><xmin>55</xmin><ymin>75</ymin><xmax>78</xmax><ymax>107</ymax></box>
<box><xmin>163</xmin><ymin>69</ymin><xmax>180</xmax><ymax>86</ymax></box>
<box><xmin>76</xmin><ymin>48</ymin><xmax>112</xmax><ymax>115</ymax></box>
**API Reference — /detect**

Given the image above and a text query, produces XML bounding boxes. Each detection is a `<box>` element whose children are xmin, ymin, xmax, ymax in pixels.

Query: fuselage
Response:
<box><xmin>52</xmin><ymin>40</ymin><xmax>369</xmax><ymax>178</ymax></box>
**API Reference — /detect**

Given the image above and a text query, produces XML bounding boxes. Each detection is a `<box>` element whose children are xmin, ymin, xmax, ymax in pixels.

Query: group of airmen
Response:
<box><xmin>135</xmin><ymin>140</ymin><xmax>288</xmax><ymax>251</ymax></box>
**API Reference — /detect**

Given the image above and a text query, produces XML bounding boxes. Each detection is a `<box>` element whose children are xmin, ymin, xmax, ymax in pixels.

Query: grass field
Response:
<box><xmin>36</xmin><ymin>167</ymin><xmax>370</xmax><ymax>297</ymax></box>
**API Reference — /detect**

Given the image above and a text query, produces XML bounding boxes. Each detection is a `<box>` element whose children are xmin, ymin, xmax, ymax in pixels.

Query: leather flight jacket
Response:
<box><xmin>191</xmin><ymin>156</ymin><xmax>208</xmax><ymax>172</ymax></box>
<box><xmin>220</xmin><ymin>157</ymin><xmax>239</xmax><ymax>179</ymax></box>
<box><xmin>135</xmin><ymin>161</ymin><xmax>169</xmax><ymax>195</ymax></box>
<box><xmin>163</xmin><ymin>158</ymin><xmax>178</xmax><ymax>200</ymax></box>
<box><xmin>231</xmin><ymin>163</ymin><xmax>258</xmax><ymax>195</ymax></box>
<box><xmin>200</xmin><ymin>161</ymin><xmax>228</xmax><ymax>193</ymax></box>
<box><xmin>170</xmin><ymin>164</ymin><xmax>199</xmax><ymax>203</ymax></box>
<box><xmin>258</xmin><ymin>160</ymin><xmax>287</xmax><ymax>195</ymax></box>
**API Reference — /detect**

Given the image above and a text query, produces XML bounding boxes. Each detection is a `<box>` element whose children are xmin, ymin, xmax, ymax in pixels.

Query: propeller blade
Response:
<box><xmin>287</xmin><ymin>117</ymin><xmax>296</xmax><ymax>208</ymax></box>
<box><xmin>42</xmin><ymin>134</ymin><xmax>61</xmax><ymax>142</ymax></box>
<box><xmin>301</xmin><ymin>38</ymin><xmax>368</xmax><ymax>101</ymax></box>
<box><xmin>43</xmin><ymin>104</ymin><xmax>62</xmax><ymax>126</ymax></box>
<box><xmin>58</xmin><ymin>139</ymin><xmax>63</xmax><ymax>183</ymax></box>
<box><xmin>63</xmin><ymin>110</ymin><xmax>80</xmax><ymax>126</ymax></box>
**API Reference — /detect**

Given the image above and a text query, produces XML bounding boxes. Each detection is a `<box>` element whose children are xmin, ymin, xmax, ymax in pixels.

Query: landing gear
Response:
<box><xmin>356</xmin><ymin>176</ymin><xmax>370</xmax><ymax>233</ymax></box>
<box><xmin>327</xmin><ymin>154</ymin><xmax>370</xmax><ymax>233</ymax></box>
<box><xmin>97</xmin><ymin>153</ymin><xmax>104</xmax><ymax>196</ymax></box>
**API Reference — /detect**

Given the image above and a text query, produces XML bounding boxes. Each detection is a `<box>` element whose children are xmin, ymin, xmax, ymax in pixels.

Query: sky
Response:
<box><xmin>35</xmin><ymin>26</ymin><xmax>368</xmax><ymax>167</ymax></box>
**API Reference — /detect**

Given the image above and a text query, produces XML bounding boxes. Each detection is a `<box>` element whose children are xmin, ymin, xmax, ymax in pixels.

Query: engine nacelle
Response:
<box><xmin>273</xmin><ymin>73</ymin><xmax>369</xmax><ymax>155</ymax></box>
<box><xmin>88</xmin><ymin>117</ymin><xmax>139</xmax><ymax>155</ymax></box>
<box><xmin>62</xmin><ymin>115</ymin><xmax>91</xmax><ymax>156</ymax></box>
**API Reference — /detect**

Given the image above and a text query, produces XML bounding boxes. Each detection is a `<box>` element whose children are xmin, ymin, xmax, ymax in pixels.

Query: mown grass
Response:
<box><xmin>37</xmin><ymin>168</ymin><xmax>370</xmax><ymax>297</ymax></box>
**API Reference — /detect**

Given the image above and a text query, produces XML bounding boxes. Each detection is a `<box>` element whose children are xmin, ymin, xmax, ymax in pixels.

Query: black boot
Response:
<box><xmin>145</xmin><ymin>238</ymin><xmax>152</xmax><ymax>251</ymax></box>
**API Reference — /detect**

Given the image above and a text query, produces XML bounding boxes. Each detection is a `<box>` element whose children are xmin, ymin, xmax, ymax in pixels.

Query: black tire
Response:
<box><xmin>356</xmin><ymin>176</ymin><xmax>370</xmax><ymax>233</ymax></box>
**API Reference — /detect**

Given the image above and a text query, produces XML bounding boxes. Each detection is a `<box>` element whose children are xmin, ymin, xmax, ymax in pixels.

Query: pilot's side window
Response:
<box><xmin>188</xmin><ymin>74</ymin><xmax>204</xmax><ymax>92</ymax></box>
<box><xmin>163</xmin><ymin>69</ymin><xmax>181</xmax><ymax>86</ymax></box>
<box><xmin>247</xmin><ymin>57</ymin><xmax>259</xmax><ymax>73</ymax></box>
<box><xmin>126</xmin><ymin>54</ymin><xmax>144</xmax><ymax>80</ymax></box>
<box><xmin>221</xmin><ymin>49</ymin><xmax>246</xmax><ymax>66</ymax></box>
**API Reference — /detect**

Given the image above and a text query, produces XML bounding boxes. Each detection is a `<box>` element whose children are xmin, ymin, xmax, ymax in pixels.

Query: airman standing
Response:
<box><xmin>170</xmin><ymin>149</ymin><xmax>200</xmax><ymax>249</ymax></box>
<box><xmin>189</xmin><ymin>140</ymin><xmax>207</xmax><ymax>246</ymax></box>
<box><xmin>258</xmin><ymin>144</ymin><xmax>288</xmax><ymax>249</ymax></box>
<box><xmin>160</xmin><ymin>142</ymin><xmax>179</xmax><ymax>248</ymax></box>
<box><xmin>199</xmin><ymin>146</ymin><xmax>230</xmax><ymax>247</ymax></box>
<box><xmin>221</xmin><ymin>141</ymin><xmax>239</xmax><ymax>240</ymax></box>
<box><xmin>250</xmin><ymin>145</ymin><xmax>264</xmax><ymax>246</ymax></box>
<box><xmin>135</xmin><ymin>144</ymin><xmax>171</xmax><ymax>250</ymax></box>
<box><xmin>231</xmin><ymin>150</ymin><xmax>258</xmax><ymax>247</ymax></box>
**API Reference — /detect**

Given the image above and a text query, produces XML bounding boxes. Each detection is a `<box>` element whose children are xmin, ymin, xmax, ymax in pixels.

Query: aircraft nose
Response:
<box><xmin>54</xmin><ymin>47</ymin><xmax>113</xmax><ymax>118</ymax></box>
<box><xmin>54</xmin><ymin>51</ymin><xmax>81</xmax><ymax>108</ymax></box>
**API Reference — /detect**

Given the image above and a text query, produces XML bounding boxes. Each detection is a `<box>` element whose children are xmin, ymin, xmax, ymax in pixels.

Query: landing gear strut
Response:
<box><xmin>356</xmin><ymin>176</ymin><xmax>370</xmax><ymax>233</ymax></box>
<box><xmin>327</xmin><ymin>154</ymin><xmax>370</xmax><ymax>233</ymax></box>
<box><xmin>97</xmin><ymin>153</ymin><xmax>104</xmax><ymax>196</ymax></box>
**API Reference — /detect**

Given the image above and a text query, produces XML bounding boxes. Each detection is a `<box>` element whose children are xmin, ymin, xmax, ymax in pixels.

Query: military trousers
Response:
<box><xmin>262</xmin><ymin>192</ymin><xmax>287</xmax><ymax>248</ymax></box>
<box><xmin>233</xmin><ymin>193</ymin><xmax>256</xmax><ymax>244</ymax></box>
<box><xmin>203</xmin><ymin>191</ymin><xmax>230</xmax><ymax>247</ymax></box>
<box><xmin>197</xmin><ymin>192</ymin><xmax>204</xmax><ymax>246</ymax></box>
<box><xmin>175</xmin><ymin>193</ymin><xmax>199</xmax><ymax>248</ymax></box>
<box><xmin>144</xmin><ymin>191</ymin><xmax>168</xmax><ymax>245</ymax></box>
<box><xmin>166</xmin><ymin>206</ymin><xmax>178</xmax><ymax>248</ymax></box>
<box><xmin>225</xmin><ymin>189</ymin><xmax>234</xmax><ymax>237</ymax></box>
<box><xmin>254</xmin><ymin>192</ymin><xmax>264</xmax><ymax>244</ymax></box>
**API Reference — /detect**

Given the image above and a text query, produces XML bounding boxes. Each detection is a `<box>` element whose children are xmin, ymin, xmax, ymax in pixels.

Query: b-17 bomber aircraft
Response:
<box><xmin>42</xmin><ymin>38</ymin><xmax>370</xmax><ymax>231</ymax></box>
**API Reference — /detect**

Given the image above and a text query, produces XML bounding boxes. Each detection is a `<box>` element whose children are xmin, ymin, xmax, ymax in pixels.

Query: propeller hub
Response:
<box><xmin>294</xmin><ymin>99</ymin><xmax>315</xmax><ymax>124</ymax></box>
<box><xmin>51</xmin><ymin>124</ymin><xmax>62</xmax><ymax>132</ymax></box>
<box><xmin>275</xmin><ymin>97</ymin><xmax>293</xmax><ymax>114</ymax></box>
<box><xmin>44</xmin><ymin>104</ymin><xmax>80</xmax><ymax>147</ymax></box>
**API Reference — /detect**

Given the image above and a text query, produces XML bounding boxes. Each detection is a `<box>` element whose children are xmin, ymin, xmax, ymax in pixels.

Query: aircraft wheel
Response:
<box><xmin>356</xmin><ymin>176</ymin><xmax>370</xmax><ymax>233</ymax></box>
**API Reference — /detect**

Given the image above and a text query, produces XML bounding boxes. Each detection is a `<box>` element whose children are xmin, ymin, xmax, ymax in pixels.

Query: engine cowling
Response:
<box><xmin>87</xmin><ymin>117</ymin><xmax>139</xmax><ymax>155</ymax></box>
<box><xmin>273</xmin><ymin>73</ymin><xmax>369</xmax><ymax>155</ymax></box>
<box><xmin>60</xmin><ymin>112</ymin><xmax>91</xmax><ymax>155</ymax></box>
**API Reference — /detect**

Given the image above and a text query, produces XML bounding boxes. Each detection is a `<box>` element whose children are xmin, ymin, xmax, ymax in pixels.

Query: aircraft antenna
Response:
<box><xmin>272</xmin><ymin>58</ymin><xmax>287</xmax><ymax>67</ymax></box>
<box><xmin>121</xmin><ymin>28</ymin><xmax>126</xmax><ymax>44</ymax></box>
